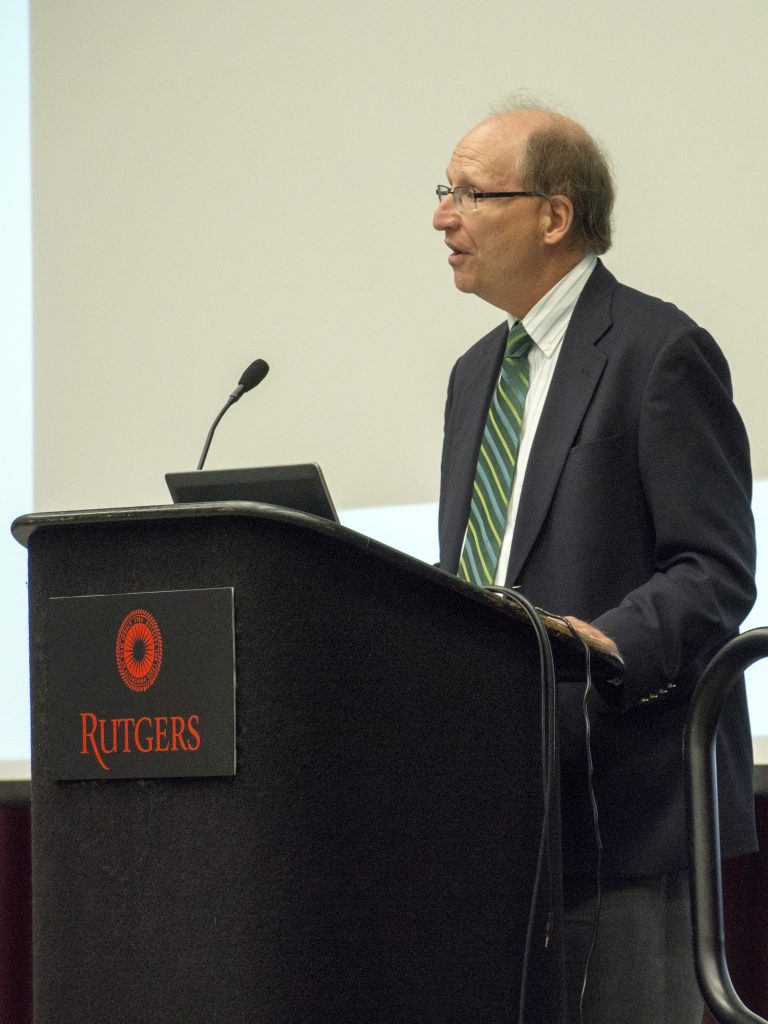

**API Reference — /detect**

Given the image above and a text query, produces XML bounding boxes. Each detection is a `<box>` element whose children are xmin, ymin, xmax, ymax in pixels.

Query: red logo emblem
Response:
<box><xmin>116</xmin><ymin>609</ymin><xmax>163</xmax><ymax>692</ymax></box>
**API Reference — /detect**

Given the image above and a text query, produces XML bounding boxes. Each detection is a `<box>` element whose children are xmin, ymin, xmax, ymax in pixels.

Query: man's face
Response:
<box><xmin>433</xmin><ymin>114</ymin><xmax>549</xmax><ymax>317</ymax></box>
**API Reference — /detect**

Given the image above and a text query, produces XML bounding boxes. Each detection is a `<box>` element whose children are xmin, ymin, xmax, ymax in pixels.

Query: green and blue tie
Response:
<box><xmin>458</xmin><ymin>323</ymin><xmax>533</xmax><ymax>586</ymax></box>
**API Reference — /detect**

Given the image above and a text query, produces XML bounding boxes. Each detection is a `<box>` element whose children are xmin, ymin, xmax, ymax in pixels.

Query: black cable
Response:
<box><xmin>543</xmin><ymin>612</ymin><xmax>603</xmax><ymax>1024</ymax></box>
<box><xmin>484</xmin><ymin>585</ymin><xmax>557</xmax><ymax>1024</ymax></box>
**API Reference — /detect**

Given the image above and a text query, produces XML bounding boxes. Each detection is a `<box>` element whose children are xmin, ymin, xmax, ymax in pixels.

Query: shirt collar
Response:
<box><xmin>508</xmin><ymin>253</ymin><xmax>597</xmax><ymax>356</ymax></box>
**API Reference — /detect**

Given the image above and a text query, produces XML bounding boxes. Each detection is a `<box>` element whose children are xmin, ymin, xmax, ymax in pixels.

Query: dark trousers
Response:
<box><xmin>562</xmin><ymin>870</ymin><xmax>704</xmax><ymax>1024</ymax></box>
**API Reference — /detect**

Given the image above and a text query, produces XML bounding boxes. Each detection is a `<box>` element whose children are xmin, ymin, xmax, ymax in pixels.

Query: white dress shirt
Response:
<box><xmin>493</xmin><ymin>253</ymin><xmax>597</xmax><ymax>584</ymax></box>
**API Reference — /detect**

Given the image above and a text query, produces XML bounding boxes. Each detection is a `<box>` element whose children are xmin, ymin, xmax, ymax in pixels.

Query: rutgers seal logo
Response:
<box><xmin>116</xmin><ymin>609</ymin><xmax>163</xmax><ymax>692</ymax></box>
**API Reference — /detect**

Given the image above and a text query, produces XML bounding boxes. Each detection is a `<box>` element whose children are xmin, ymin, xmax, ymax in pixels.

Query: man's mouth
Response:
<box><xmin>446</xmin><ymin>242</ymin><xmax>468</xmax><ymax>266</ymax></box>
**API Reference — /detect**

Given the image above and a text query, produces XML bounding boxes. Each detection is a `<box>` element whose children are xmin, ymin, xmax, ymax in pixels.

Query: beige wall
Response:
<box><xmin>31</xmin><ymin>0</ymin><xmax>768</xmax><ymax>514</ymax></box>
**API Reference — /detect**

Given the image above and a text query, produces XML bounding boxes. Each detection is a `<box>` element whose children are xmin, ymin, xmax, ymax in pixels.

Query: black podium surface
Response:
<box><xmin>13</xmin><ymin>502</ymin><xmax>618</xmax><ymax>1024</ymax></box>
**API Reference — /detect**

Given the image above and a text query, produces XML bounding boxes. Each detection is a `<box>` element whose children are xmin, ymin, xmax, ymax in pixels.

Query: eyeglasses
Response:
<box><xmin>435</xmin><ymin>184</ymin><xmax>546</xmax><ymax>212</ymax></box>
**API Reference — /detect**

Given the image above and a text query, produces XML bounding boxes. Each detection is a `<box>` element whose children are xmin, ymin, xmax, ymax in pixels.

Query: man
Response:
<box><xmin>434</xmin><ymin>102</ymin><xmax>756</xmax><ymax>1023</ymax></box>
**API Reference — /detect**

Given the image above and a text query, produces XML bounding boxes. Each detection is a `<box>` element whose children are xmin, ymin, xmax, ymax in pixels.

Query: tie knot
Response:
<box><xmin>506</xmin><ymin>323</ymin><xmax>533</xmax><ymax>359</ymax></box>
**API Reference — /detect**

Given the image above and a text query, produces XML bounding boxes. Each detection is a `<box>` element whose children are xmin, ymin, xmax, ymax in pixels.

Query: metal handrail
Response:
<box><xmin>684</xmin><ymin>628</ymin><xmax>768</xmax><ymax>1024</ymax></box>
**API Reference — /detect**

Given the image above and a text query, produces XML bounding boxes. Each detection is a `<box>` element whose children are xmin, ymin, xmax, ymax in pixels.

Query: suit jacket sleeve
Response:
<box><xmin>589</xmin><ymin>322</ymin><xmax>756</xmax><ymax>706</ymax></box>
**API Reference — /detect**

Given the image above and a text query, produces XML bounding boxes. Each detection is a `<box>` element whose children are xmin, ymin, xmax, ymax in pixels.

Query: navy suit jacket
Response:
<box><xmin>438</xmin><ymin>261</ymin><xmax>757</xmax><ymax>876</ymax></box>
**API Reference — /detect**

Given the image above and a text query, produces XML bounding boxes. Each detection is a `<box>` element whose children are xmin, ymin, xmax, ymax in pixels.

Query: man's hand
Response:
<box><xmin>564</xmin><ymin>615</ymin><xmax>620</xmax><ymax>658</ymax></box>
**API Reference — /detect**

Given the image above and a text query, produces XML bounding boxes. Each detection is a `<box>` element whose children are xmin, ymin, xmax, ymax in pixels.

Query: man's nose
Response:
<box><xmin>433</xmin><ymin>194</ymin><xmax>460</xmax><ymax>231</ymax></box>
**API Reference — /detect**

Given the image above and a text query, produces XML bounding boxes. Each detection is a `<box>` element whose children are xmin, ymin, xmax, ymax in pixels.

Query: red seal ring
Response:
<box><xmin>116</xmin><ymin>609</ymin><xmax>163</xmax><ymax>692</ymax></box>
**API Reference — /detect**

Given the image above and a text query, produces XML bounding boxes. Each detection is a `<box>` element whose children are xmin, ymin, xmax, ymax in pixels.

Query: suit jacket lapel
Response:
<box><xmin>506</xmin><ymin>263</ymin><xmax>615</xmax><ymax>585</ymax></box>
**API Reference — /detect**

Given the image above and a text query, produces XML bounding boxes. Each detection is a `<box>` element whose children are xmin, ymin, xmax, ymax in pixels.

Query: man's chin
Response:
<box><xmin>452</xmin><ymin>271</ymin><xmax>477</xmax><ymax>295</ymax></box>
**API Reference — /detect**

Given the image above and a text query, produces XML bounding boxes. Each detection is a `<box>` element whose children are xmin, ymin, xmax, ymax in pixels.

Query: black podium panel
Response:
<box><xmin>16</xmin><ymin>504</ymin><xmax>587</xmax><ymax>1024</ymax></box>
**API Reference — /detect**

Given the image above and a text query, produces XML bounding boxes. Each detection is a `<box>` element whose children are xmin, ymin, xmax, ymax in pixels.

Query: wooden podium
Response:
<box><xmin>13</xmin><ymin>502</ymin><xmax>616</xmax><ymax>1024</ymax></box>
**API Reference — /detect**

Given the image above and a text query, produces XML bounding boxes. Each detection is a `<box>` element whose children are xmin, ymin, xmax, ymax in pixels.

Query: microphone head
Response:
<box><xmin>238</xmin><ymin>358</ymin><xmax>269</xmax><ymax>394</ymax></box>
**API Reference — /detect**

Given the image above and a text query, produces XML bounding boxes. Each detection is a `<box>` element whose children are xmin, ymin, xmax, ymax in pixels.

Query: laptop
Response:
<box><xmin>165</xmin><ymin>463</ymin><xmax>339</xmax><ymax>523</ymax></box>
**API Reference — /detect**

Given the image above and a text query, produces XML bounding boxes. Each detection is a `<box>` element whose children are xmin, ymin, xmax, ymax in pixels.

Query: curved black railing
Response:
<box><xmin>684</xmin><ymin>628</ymin><xmax>768</xmax><ymax>1024</ymax></box>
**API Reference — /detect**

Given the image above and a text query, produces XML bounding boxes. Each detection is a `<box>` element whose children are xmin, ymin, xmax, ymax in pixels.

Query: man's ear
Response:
<box><xmin>542</xmin><ymin>194</ymin><xmax>575</xmax><ymax>246</ymax></box>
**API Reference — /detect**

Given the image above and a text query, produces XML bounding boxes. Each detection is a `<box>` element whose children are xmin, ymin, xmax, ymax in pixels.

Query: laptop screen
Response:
<box><xmin>165</xmin><ymin>463</ymin><xmax>339</xmax><ymax>523</ymax></box>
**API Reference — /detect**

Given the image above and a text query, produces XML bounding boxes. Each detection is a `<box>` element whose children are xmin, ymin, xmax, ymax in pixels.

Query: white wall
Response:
<box><xmin>30</xmin><ymin>0</ymin><xmax>768</xmax><ymax>514</ymax></box>
<box><xmin>1</xmin><ymin>0</ymin><xmax>32</xmax><ymax>767</ymax></box>
<box><xmin>6</xmin><ymin>0</ymin><xmax>768</xmax><ymax>767</ymax></box>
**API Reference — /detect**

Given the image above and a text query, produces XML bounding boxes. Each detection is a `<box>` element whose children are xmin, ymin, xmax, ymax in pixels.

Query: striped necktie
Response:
<box><xmin>458</xmin><ymin>323</ymin><xmax>533</xmax><ymax>586</ymax></box>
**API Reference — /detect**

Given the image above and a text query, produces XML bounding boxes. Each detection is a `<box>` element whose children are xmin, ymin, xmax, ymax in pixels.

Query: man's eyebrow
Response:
<box><xmin>446</xmin><ymin>174</ymin><xmax>475</xmax><ymax>188</ymax></box>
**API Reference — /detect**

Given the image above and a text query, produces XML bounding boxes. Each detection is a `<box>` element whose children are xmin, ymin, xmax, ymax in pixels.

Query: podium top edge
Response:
<box><xmin>11</xmin><ymin>500</ymin><xmax>339</xmax><ymax>548</ymax></box>
<box><xmin>11</xmin><ymin>500</ymin><xmax>446</xmax><ymax>591</ymax></box>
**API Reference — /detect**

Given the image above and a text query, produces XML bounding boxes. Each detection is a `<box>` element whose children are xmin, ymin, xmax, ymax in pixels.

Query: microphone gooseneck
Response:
<box><xmin>197</xmin><ymin>359</ymin><xmax>270</xmax><ymax>471</ymax></box>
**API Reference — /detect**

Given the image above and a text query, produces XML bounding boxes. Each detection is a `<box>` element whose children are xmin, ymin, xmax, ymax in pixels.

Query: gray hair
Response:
<box><xmin>494</xmin><ymin>95</ymin><xmax>615</xmax><ymax>255</ymax></box>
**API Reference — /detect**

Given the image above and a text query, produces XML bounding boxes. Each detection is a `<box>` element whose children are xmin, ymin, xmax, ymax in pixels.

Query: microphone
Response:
<box><xmin>196</xmin><ymin>359</ymin><xmax>270</xmax><ymax>470</ymax></box>
<box><xmin>229</xmin><ymin>358</ymin><xmax>270</xmax><ymax>402</ymax></box>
